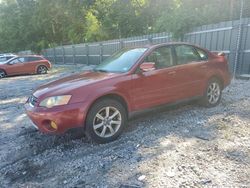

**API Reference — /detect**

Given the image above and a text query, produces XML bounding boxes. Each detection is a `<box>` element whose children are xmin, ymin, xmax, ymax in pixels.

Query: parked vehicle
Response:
<box><xmin>0</xmin><ymin>55</ymin><xmax>51</xmax><ymax>78</ymax></box>
<box><xmin>0</xmin><ymin>53</ymin><xmax>16</xmax><ymax>56</ymax></box>
<box><xmin>0</xmin><ymin>54</ymin><xmax>16</xmax><ymax>64</ymax></box>
<box><xmin>25</xmin><ymin>43</ymin><xmax>231</xmax><ymax>143</ymax></box>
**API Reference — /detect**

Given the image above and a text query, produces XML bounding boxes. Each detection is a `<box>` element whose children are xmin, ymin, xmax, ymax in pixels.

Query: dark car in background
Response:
<box><xmin>0</xmin><ymin>55</ymin><xmax>51</xmax><ymax>78</ymax></box>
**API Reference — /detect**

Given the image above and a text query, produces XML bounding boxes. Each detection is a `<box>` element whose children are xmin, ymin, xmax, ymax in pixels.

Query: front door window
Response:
<box><xmin>145</xmin><ymin>46</ymin><xmax>174</xmax><ymax>69</ymax></box>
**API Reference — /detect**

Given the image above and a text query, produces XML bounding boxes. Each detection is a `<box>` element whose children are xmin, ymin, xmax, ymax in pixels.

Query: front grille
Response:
<box><xmin>29</xmin><ymin>95</ymin><xmax>38</xmax><ymax>107</ymax></box>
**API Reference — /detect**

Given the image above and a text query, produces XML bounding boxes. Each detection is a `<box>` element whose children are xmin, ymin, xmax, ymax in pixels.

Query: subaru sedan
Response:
<box><xmin>25</xmin><ymin>43</ymin><xmax>231</xmax><ymax>143</ymax></box>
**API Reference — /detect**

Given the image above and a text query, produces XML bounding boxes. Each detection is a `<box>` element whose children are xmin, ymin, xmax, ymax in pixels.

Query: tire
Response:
<box><xmin>0</xmin><ymin>70</ymin><xmax>6</xmax><ymax>79</ymax></box>
<box><xmin>85</xmin><ymin>99</ymin><xmax>127</xmax><ymax>144</ymax></box>
<box><xmin>37</xmin><ymin>65</ymin><xmax>48</xmax><ymax>74</ymax></box>
<box><xmin>201</xmin><ymin>78</ymin><xmax>222</xmax><ymax>107</ymax></box>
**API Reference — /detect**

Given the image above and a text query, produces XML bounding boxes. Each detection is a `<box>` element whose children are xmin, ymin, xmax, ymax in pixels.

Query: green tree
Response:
<box><xmin>0</xmin><ymin>0</ymin><xmax>249</xmax><ymax>53</ymax></box>
<box><xmin>155</xmin><ymin>0</ymin><xmax>203</xmax><ymax>39</ymax></box>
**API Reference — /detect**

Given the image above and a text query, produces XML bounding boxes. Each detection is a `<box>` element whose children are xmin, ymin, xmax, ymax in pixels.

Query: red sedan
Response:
<box><xmin>0</xmin><ymin>55</ymin><xmax>51</xmax><ymax>78</ymax></box>
<box><xmin>25</xmin><ymin>43</ymin><xmax>231</xmax><ymax>143</ymax></box>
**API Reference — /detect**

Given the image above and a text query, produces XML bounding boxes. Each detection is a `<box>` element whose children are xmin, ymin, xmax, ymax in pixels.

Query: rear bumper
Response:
<box><xmin>48</xmin><ymin>62</ymin><xmax>52</xmax><ymax>69</ymax></box>
<box><xmin>24</xmin><ymin>101</ymin><xmax>87</xmax><ymax>134</ymax></box>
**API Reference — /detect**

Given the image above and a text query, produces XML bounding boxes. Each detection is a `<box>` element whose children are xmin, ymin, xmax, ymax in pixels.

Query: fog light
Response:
<box><xmin>51</xmin><ymin>121</ymin><xmax>58</xmax><ymax>130</ymax></box>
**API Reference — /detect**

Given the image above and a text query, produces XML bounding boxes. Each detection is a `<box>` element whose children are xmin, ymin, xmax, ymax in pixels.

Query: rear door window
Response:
<box><xmin>175</xmin><ymin>45</ymin><xmax>200</xmax><ymax>65</ymax></box>
<box><xmin>196</xmin><ymin>48</ymin><xmax>208</xmax><ymax>61</ymax></box>
<box><xmin>28</xmin><ymin>57</ymin><xmax>43</xmax><ymax>61</ymax></box>
<box><xmin>18</xmin><ymin>57</ymin><xmax>25</xmax><ymax>63</ymax></box>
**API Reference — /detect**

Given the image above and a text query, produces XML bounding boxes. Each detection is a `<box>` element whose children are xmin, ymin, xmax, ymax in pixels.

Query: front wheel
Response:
<box><xmin>201</xmin><ymin>78</ymin><xmax>222</xmax><ymax>107</ymax></box>
<box><xmin>37</xmin><ymin>65</ymin><xmax>48</xmax><ymax>74</ymax></box>
<box><xmin>85</xmin><ymin>99</ymin><xmax>127</xmax><ymax>144</ymax></box>
<box><xmin>0</xmin><ymin>70</ymin><xmax>6</xmax><ymax>79</ymax></box>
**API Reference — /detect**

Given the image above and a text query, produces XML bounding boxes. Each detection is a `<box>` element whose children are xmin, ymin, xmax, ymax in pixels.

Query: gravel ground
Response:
<box><xmin>0</xmin><ymin>65</ymin><xmax>249</xmax><ymax>188</ymax></box>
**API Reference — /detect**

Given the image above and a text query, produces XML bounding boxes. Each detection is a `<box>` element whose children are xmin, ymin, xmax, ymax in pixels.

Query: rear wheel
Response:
<box><xmin>201</xmin><ymin>78</ymin><xmax>222</xmax><ymax>107</ymax></box>
<box><xmin>85</xmin><ymin>99</ymin><xmax>127</xmax><ymax>144</ymax></box>
<box><xmin>0</xmin><ymin>70</ymin><xmax>6</xmax><ymax>79</ymax></box>
<box><xmin>37</xmin><ymin>65</ymin><xmax>48</xmax><ymax>74</ymax></box>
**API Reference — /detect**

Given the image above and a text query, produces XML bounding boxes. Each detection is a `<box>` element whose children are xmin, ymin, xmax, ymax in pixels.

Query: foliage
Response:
<box><xmin>0</xmin><ymin>0</ymin><xmax>249</xmax><ymax>53</ymax></box>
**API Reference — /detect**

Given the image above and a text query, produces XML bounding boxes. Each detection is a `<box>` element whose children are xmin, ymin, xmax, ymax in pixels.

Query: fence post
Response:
<box><xmin>99</xmin><ymin>43</ymin><xmax>103</xmax><ymax>64</ymax></box>
<box><xmin>72</xmin><ymin>45</ymin><xmax>76</xmax><ymax>65</ymax></box>
<box><xmin>86</xmin><ymin>44</ymin><xmax>89</xmax><ymax>65</ymax></box>
<box><xmin>148</xmin><ymin>36</ymin><xmax>153</xmax><ymax>44</ymax></box>
<box><xmin>236</xmin><ymin>23</ymin><xmax>244</xmax><ymax>74</ymax></box>
<box><xmin>62</xmin><ymin>46</ymin><xmax>65</xmax><ymax>64</ymax></box>
<box><xmin>53</xmin><ymin>47</ymin><xmax>56</xmax><ymax>64</ymax></box>
<box><xmin>120</xmin><ymin>41</ymin><xmax>124</xmax><ymax>49</ymax></box>
<box><xmin>233</xmin><ymin>0</ymin><xmax>244</xmax><ymax>78</ymax></box>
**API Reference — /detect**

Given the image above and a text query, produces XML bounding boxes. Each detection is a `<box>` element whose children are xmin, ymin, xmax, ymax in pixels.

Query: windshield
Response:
<box><xmin>94</xmin><ymin>48</ymin><xmax>147</xmax><ymax>73</ymax></box>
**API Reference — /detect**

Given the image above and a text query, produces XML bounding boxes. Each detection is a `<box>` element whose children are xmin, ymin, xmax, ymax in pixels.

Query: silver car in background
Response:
<box><xmin>0</xmin><ymin>54</ymin><xmax>17</xmax><ymax>64</ymax></box>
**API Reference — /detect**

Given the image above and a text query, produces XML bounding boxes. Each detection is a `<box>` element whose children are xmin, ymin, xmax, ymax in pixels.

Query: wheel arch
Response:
<box><xmin>88</xmin><ymin>93</ymin><xmax>129</xmax><ymax>115</ymax></box>
<box><xmin>208</xmin><ymin>74</ymin><xmax>224</xmax><ymax>89</ymax></box>
<box><xmin>0</xmin><ymin>68</ymin><xmax>7</xmax><ymax>75</ymax></box>
<box><xmin>36</xmin><ymin>64</ymin><xmax>49</xmax><ymax>72</ymax></box>
<box><xmin>84</xmin><ymin>93</ymin><xmax>129</xmax><ymax>127</ymax></box>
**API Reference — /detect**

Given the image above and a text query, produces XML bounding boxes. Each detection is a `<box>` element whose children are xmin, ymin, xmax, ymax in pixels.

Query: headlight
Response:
<box><xmin>39</xmin><ymin>95</ymin><xmax>71</xmax><ymax>108</ymax></box>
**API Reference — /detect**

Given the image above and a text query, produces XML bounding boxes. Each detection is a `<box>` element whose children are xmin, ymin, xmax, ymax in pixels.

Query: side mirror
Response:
<box><xmin>139</xmin><ymin>62</ymin><xmax>156</xmax><ymax>72</ymax></box>
<box><xmin>8</xmin><ymin>62</ymin><xmax>14</xmax><ymax>65</ymax></box>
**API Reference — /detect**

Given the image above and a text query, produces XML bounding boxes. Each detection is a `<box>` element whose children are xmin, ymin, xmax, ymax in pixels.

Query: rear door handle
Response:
<box><xmin>168</xmin><ymin>71</ymin><xmax>176</xmax><ymax>75</ymax></box>
<box><xmin>201</xmin><ymin>65</ymin><xmax>208</xmax><ymax>69</ymax></box>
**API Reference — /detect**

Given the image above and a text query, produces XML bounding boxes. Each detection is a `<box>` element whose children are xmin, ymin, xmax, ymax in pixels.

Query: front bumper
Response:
<box><xmin>24</xmin><ymin>101</ymin><xmax>88</xmax><ymax>134</ymax></box>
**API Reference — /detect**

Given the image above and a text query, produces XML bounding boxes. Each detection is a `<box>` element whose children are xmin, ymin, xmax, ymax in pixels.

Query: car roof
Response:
<box><xmin>125</xmin><ymin>42</ymin><xmax>210</xmax><ymax>53</ymax></box>
<box><xmin>125</xmin><ymin>42</ymin><xmax>204</xmax><ymax>49</ymax></box>
<box><xmin>17</xmin><ymin>55</ymin><xmax>43</xmax><ymax>58</ymax></box>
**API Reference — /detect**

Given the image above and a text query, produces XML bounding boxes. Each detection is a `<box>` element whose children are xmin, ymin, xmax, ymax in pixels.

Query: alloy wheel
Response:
<box><xmin>0</xmin><ymin>71</ymin><xmax>5</xmax><ymax>78</ymax></box>
<box><xmin>207</xmin><ymin>82</ymin><xmax>221</xmax><ymax>104</ymax></box>
<box><xmin>38</xmin><ymin>66</ymin><xmax>47</xmax><ymax>74</ymax></box>
<box><xmin>93</xmin><ymin>106</ymin><xmax>122</xmax><ymax>138</ymax></box>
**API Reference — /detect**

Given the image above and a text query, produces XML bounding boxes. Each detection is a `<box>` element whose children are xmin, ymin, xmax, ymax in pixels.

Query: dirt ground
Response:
<box><xmin>0</xmin><ymin>65</ymin><xmax>249</xmax><ymax>188</ymax></box>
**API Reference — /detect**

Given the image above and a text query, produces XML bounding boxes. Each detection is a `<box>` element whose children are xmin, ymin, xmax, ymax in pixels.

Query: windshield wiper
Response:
<box><xmin>94</xmin><ymin>69</ymin><xmax>109</xmax><ymax>73</ymax></box>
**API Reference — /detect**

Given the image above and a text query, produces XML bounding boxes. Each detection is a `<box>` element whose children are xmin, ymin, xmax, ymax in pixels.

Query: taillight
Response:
<box><xmin>218</xmin><ymin>52</ymin><xmax>226</xmax><ymax>57</ymax></box>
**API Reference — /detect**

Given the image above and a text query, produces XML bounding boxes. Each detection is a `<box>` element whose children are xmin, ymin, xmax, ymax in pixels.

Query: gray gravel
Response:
<box><xmin>0</xmin><ymin>65</ymin><xmax>249</xmax><ymax>187</ymax></box>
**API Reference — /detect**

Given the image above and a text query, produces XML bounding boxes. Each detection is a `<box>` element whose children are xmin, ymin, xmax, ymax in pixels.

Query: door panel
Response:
<box><xmin>22</xmin><ymin>57</ymin><xmax>41</xmax><ymax>73</ymax></box>
<box><xmin>23</xmin><ymin>61</ymin><xmax>36</xmax><ymax>73</ymax></box>
<box><xmin>131</xmin><ymin>67</ymin><xmax>180</xmax><ymax>111</ymax></box>
<box><xmin>173</xmin><ymin>62</ymin><xmax>208</xmax><ymax>99</ymax></box>
<box><xmin>173</xmin><ymin>45</ymin><xmax>208</xmax><ymax>100</ymax></box>
<box><xmin>26</xmin><ymin>57</ymin><xmax>45</xmax><ymax>73</ymax></box>
<box><xmin>5</xmin><ymin>58</ymin><xmax>26</xmax><ymax>75</ymax></box>
<box><xmin>130</xmin><ymin>46</ymin><xmax>180</xmax><ymax>111</ymax></box>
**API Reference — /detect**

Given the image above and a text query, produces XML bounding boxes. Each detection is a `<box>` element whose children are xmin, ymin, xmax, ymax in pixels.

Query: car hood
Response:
<box><xmin>33</xmin><ymin>71</ymin><xmax>119</xmax><ymax>99</ymax></box>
